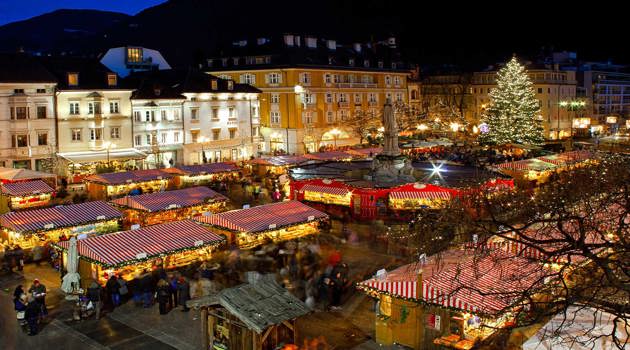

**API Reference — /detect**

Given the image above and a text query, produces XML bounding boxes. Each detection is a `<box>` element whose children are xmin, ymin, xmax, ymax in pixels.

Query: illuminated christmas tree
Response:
<box><xmin>478</xmin><ymin>57</ymin><xmax>544</xmax><ymax>145</ymax></box>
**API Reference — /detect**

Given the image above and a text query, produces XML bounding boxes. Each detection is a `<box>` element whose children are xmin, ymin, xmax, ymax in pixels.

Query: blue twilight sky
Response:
<box><xmin>0</xmin><ymin>0</ymin><xmax>167</xmax><ymax>25</ymax></box>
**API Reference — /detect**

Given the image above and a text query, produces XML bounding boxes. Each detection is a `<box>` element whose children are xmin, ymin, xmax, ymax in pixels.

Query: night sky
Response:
<box><xmin>0</xmin><ymin>0</ymin><xmax>166</xmax><ymax>25</ymax></box>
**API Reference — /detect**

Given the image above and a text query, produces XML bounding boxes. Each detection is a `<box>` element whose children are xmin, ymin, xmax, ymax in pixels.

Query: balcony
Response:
<box><xmin>336</xmin><ymin>83</ymin><xmax>378</xmax><ymax>89</ymax></box>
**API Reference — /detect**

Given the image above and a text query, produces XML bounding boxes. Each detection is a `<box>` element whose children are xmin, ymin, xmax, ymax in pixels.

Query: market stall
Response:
<box><xmin>53</xmin><ymin>220</ymin><xmax>225</xmax><ymax>288</ymax></box>
<box><xmin>187</xmin><ymin>276</ymin><xmax>310</xmax><ymax>350</ymax></box>
<box><xmin>194</xmin><ymin>200</ymin><xmax>328</xmax><ymax>249</ymax></box>
<box><xmin>388</xmin><ymin>183</ymin><xmax>454</xmax><ymax>210</ymax></box>
<box><xmin>0</xmin><ymin>180</ymin><xmax>55</xmax><ymax>213</ymax></box>
<box><xmin>0</xmin><ymin>201</ymin><xmax>121</xmax><ymax>250</ymax></box>
<box><xmin>163</xmin><ymin>163</ymin><xmax>240</xmax><ymax>188</ymax></box>
<box><xmin>302</xmin><ymin>151</ymin><xmax>356</xmax><ymax>162</ymax></box>
<box><xmin>84</xmin><ymin>169</ymin><xmax>173</xmax><ymax>200</ymax></box>
<box><xmin>495</xmin><ymin>158</ymin><xmax>559</xmax><ymax>182</ymax></box>
<box><xmin>0</xmin><ymin>167</ymin><xmax>57</xmax><ymax>188</ymax></box>
<box><xmin>247</xmin><ymin>156</ymin><xmax>309</xmax><ymax>177</ymax></box>
<box><xmin>357</xmin><ymin>248</ymin><xmax>544</xmax><ymax>350</ymax></box>
<box><xmin>299</xmin><ymin>180</ymin><xmax>353</xmax><ymax>207</ymax></box>
<box><xmin>111</xmin><ymin>186</ymin><xmax>228</xmax><ymax>229</ymax></box>
<box><xmin>57</xmin><ymin>148</ymin><xmax>148</xmax><ymax>184</ymax></box>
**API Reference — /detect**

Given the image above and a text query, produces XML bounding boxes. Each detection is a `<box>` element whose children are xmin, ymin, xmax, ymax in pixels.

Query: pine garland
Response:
<box><xmin>479</xmin><ymin>57</ymin><xmax>545</xmax><ymax>145</ymax></box>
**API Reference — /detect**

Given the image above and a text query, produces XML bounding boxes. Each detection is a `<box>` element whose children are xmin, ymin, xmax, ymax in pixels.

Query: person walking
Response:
<box><xmin>140</xmin><ymin>271</ymin><xmax>154</xmax><ymax>308</ymax></box>
<box><xmin>28</xmin><ymin>279</ymin><xmax>47</xmax><ymax>317</ymax></box>
<box><xmin>177</xmin><ymin>277</ymin><xmax>190</xmax><ymax>312</ymax></box>
<box><xmin>25</xmin><ymin>295</ymin><xmax>40</xmax><ymax>335</ymax></box>
<box><xmin>87</xmin><ymin>281</ymin><xmax>103</xmax><ymax>320</ymax></box>
<box><xmin>14</xmin><ymin>292</ymin><xmax>28</xmax><ymax>331</ymax></box>
<box><xmin>31</xmin><ymin>244</ymin><xmax>44</xmax><ymax>266</ymax></box>
<box><xmin>156</xmin><ymin>279</ymin><xmax>170</xmax><ymax>315</ymax></box>
<box><xmin>168</xmin><ymin>273</ymin><xmax>178</xmax><ymax>309</ymax></box>
<box><xmin>106</xmin><ymin>275</ymin><xmax>121</xmax><ymax>308</ymax></box>
<box><xmin>14</xmin><ymin>245</ymin><xmax>24</xmax><ymax>271</ymax></box>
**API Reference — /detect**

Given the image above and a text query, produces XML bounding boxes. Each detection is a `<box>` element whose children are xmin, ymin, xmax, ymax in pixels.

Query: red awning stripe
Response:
<box><xmin>301</xmin><ymin>184</ymin><xmax>350</xmax><ymax>196</ymax></box>
<box><xmin>84</xmin><ymin>169</ymin><xmax>172</xmax><ymax>185</ymax></box>
<box><xmin>55</xmin><ymin>220</ymin><xmax>224</xmax><ymax>267</ymax></box>
<box><xmin>360</xmin><ymin>280</ymin><xmax>418</xmax><ymax>299</ymax></box>
<box><xmin>110</xmin><ymin>186</ymin><xmax>227</xmax><ymax>212</ymax></box>
<box><xmin>389</xmin><ymin>191</ymin><xmax>452</xmax><ymax>200</ymax></box>
<box><xmin>1</xmin><ymin>180</ymin><xmax>54</xmax><ymax>197</ymax></box>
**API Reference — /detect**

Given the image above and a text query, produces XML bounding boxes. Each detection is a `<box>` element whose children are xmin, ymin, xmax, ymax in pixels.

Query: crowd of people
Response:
<box><xmin>403</xmin><ymin>145</ymin><xmax>538</xmax><ymax>166</ymax></box>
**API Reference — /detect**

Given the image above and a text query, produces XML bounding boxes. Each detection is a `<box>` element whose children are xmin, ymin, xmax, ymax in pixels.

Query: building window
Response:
<box><xmin>12</xmin><ymin>134</ymin><xmax>28</xmax><ymax>148</ymax></box>
<box><xmin>538</xmin><ymin>88</ymin><xmax>543</xmax><ymax>94</ymax></box>
<box><xmin>174</xmin><ymin>132</ymin><xmax>180</xmax><ymax>143</ymax></box>
<box><xmin>241</xmin><ymin>73</ymin><xmax>256</xmax><ymax>85</ymax></box>
<box><xmin>267</xmin><ymin>73</ymin><xmax>280</xmax><ymax>85</ymax></box>
<box><xmin>135</xmin><ymin>135</ymin><xmax>142</xmax><ymax>146</ymax></box>
<box><xmin>88</xmin><ymin>102</ymin><xmax>101</xmax><ymax>114</ymax></box>
<box><xmin>349</xmin><ymin>58</ymin><xmax>355</xmax><ymax>66</ymax></box>
<box><xmin>67</xmin><ymin>73</ymin><xmax>79</xmax><ymax>86</ymax></box>
<box><xmin>109</xmin><ymin>101</ymin><xmax>119</xmax><ymax>114</ymax></box>
<box><xmin>394</xmin><ymin>76</ymin><xmax>401</xmax><ymax>86</ymax></box>
<box><xmin>145</xmin><ymin>111</ymin><xmax>151</xmax><ymax>122</ymax></box>
<box><xmin>327</xmin><ymin>111</ymin><xmax>334</xmax><ymax>123</ymax></box>
<box><xmin>303</xmin><ymin>111</ymin><xmax>313</xmax><ymax>125</ymax></box>
<box><xmin>90</xmin><ymin>128</ymin><xmax>103</xmax><ymax>141</ymax></box>
<box><xmin>385</xmin><ymin>76</ymin><xmax>392</xmax><ymax>86</ymax></box>
<box><xmin>36</xmin><ymin>88</ymin><xmax>46</xmax><ymax>94</ymax></box>
<box><xmin>37</xmin><ymin>132</ymin><xmax>48</xmax><ymax>146</ymax></box>
<box><xmin>71</xmin><ymin>129</ymin><xmax>81</xmax><ymax>141</ymax></box>
<box><xmin>161</xmin><ymin>133</ymin><xmax>167</xmax><ymax>144</ymax></box>
<box><xmin>396</xmin><ymin>93</ymin><xmax>404</xmax><ymax>102</ymax></box>
<box><xmin>233</xmin><ymin>57</ymin><xmax>239</xmax><ymax>66</ymax></box>
<box><xmin>354</xmin><ymin>94</ymin><xmax>362</xmax><ymax>104</ymax></box>
<box><xmin>271</xmin><ymin>111</ymin><xmax>280</xmax><ymax>124</ymax></box>
<box><xmin>173</xmin><ymin>109</ymin><xmax>180</xmax><ymax>121</ymax></box>
<box><xmin>191</xmin><ymin>108</ymin><xmax>199</xmax><ymax>121</ymax></box>
<box><xmin>299</xmin><ymin>72</ymin><xmax>312</xmax><ymax>85</ymax></box>
<box><xmin>302</xmin><ymin>93</ymin><xmax>315</xmax><ymax>104</ymax></box>
<box><xmin>362</xmin><ymin>75</ymin><xmax>373</xmax><ymax>84</ymax></box>
<box><xmin>211</xmin><ymin>80</ymin><xmax>218</xmax><ymax>90</ymax></box>
<box><xmin>368</xmin><ymin>93</ymin><xmax>377</xmax><ymax>103</ymax></box>
<box><xmin>134</xmin><ymin>111</ymin><xmax>141</xmax><ymax>122</ymax></box>
<box><xmin>161</xmin><ymin>110</ymin><xmax>167</xmax><ymax>120</ymax></box>
<box><xmin>253</xmin><ymin>126</ymin><xmax>260</xmax><ymax>137</ymax></box>
<box><xmin>212</xmin><ymin>129</ymin><xmax>220</xmax><ymax>141</ymax></box>
<box><xmin>229</xmin><ymin>129</ymin><xmax>236</xmax><ymax>139</ymax></box>
<box><xmin>378</xmin><ymin>61</ymin><xmax>384</xmax><ymax>68</ymax></box>
<box><xmin>107</xmin><ymin>74</ymin><xmax>117</xmax><ymax>86</ymax></box>
<box><xmin>37</xmin><ymin>106</ymin><xmax>47</xmax><ymax>119</ymax></box>
<box><xmin>324</xmin><ymin>73</ymin><xmax>332</xmax><ymax>84</ymax></box>
<box><xmin>146</xmin><ymin>134</ymin><xmax>152</xmax><ymax>145</ymax></box>
<box><xmin>326</xmin><ymin>93</ymin><xmax>333</xmax><ymax>103</ymax></box>
<box><xmin>110</xmin><ymin>127</ymin><xmax>120</xmax><ymax>139</ymax></box>
<box><xmin>228</xmin><ymin>107</ymin><xmax>236</xmax><ymax>119</ymax></box>
<box><xmin>227</xmin><ymin>81</ymin><xmax>234</xmax><ymax>90</ymax></box>
<box><xmin>339</xmin><ymin>110</ymin><xmax>348</xmax><ymax>121</ymax></box>
<box><xmin>338</xmin><ymin>93</ymin><xmax>348</xmax><ymax>102</ymax></box>
<box><xmin>364</xmin><ymin>60</ymin><xmax>370</xmax><ymax>68</ymax></box>
<box><xmin>127</xmin><ymin>47</ymin><xmax>143</xmax><ymax>63</ymax></box>
<box><xmin>270</xmin><ymin>94</ymin><xmax>280</xmax><ymax>104</ymax></box>
<box><xmin>11</xmin><ymin>106</ymin><xmax>27</xmax><ymax>119</ymax></box>
<box><xmin>333</xmin><ymin>74</ymin><xmax>341</xmax><ymax>84</ymax></box>
<box><xmin>211</xmin><ymin>108</ymin><xmax>219</xmax><ymax>120</ymax></box>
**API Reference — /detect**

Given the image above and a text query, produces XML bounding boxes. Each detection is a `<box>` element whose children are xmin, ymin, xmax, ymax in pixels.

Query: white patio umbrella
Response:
<box><xmin>61</xmin><ymin>236</ymin><xmax>81</xmax><ymax>298</ymax></box>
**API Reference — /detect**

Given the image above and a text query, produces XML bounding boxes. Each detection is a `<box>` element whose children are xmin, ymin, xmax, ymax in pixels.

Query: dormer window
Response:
<box><xmin>68</xmin><ymin>73</ymin><xmax>79</xmax><ymax>87</ymax></box>
<box><xmin>349</xmin><ymin>59</ymin><xmax>355</xmax><ymax>66</ymax></box>
<box><xmin>107</xmin><ymin>73</ymin><xmax>117</xmax><ymax>87</ymax></box>
<box><xmin>364</xmin><ymin>60</ymin><xmax>370</xmax><ymax>68</ymax></box>
<box><xmin>127</xmin><ymin>47</ymin><xmax>143</xmax><ymax>63</ymax></box>
<box><xmin>211</xmin><ymin>80</ymin><xmax>218</xmax><ymax>90</ymax></box>
<box><xmin>227</xmin><ymin>81</ymin><xmax>234</xmax><ymax>90</ymax></box>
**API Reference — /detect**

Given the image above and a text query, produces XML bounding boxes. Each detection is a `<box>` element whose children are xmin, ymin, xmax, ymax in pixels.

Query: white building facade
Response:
<box><xmin>100</xmin><ymin>46</ymin><xmax>171</xmax><ymax>78</ymax></box>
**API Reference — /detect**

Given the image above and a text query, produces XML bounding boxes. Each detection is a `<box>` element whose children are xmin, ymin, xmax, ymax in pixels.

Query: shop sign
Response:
<box><xmin>44</xmin><ymin>223</ymin><xmax>54</xmax><ymax>229</ymax></box>
<box><xmin>166</xmin><ymin>204</ymin><xmax>180</xmax><ymax>210</ymax></box>
<box><xmin>307</xmin><ymin>215</ymin><xmax>315</xmax><ymax>221</ymax></box>
<box><xmin>131</xmin><ymin>224</ymin><xmax>141</xmax><ymax>230</ymax></box>
<box><xmin>427</xmin><ymin>314</ymin><xmax>441</xmax><ymax>330</ymax></box>
<box><xmin>96</xmin><ymin>215</ymin><xmax>106</xmax><ymax>220</ymax></box>
<box><xmin>194</xmin><ymin>240</ymin><xmax>204</xmax><ymax>247</ymax></box>
<box><xmin>136</xmin><ymin>252</ymin><xmax>147</xmax><ymax>259</ymax></box>
<box><xmin>269</xmin><ymin>223</ymin><xmax>277</xmax><ymax>229</ymax></box>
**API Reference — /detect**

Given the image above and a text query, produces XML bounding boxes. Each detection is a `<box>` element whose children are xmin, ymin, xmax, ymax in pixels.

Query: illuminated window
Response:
<box><xmin>211</xmin><ymin>80</ymin><xmax>218</xmax><ymax>90</ymax></box>
<box><xmin>90</xmin><ymin>128</ymin><xmax>103</xmax><ymax>141</ymax></box>
<box><xmin>271</xmin><ymin>94</ymin><xmax>280</xmax><ymax>104</ymax></box>
<box><xmin>110</xmin><ymin>127</ymin><xmax>120</xmax><ymax>139</ymax></box>
<box><xmin>127</xmin><ymin>47</ymin><xmax>143</xmax><ymax>63</ymax></box>
<box><xmin>67</xmin><ymin>73</ymin><xmax>79</xmax><ymax>86</ymax></box>
<box><xmin>267</xmin><ymin>73</ymin><xmax>280</xmax><ymax>85</ymax></box>
<box><xmin>271</xmin><ymin>111</ymin><xmax>280</xmax><ymax>124</ymax></box>
<box><xmin>107</xmin><ymin>73</ymin><xmax>117</xmax><ymax>86</ymax></box>
<box><xmin>71</xmin><ymin>129</ymin><xmax>81</xmax><ymax>141</ymax></box>
<box><xmin>212</xmin><ymin>129</ymin><xmax>220</xmax><ymax>140</ymax></box>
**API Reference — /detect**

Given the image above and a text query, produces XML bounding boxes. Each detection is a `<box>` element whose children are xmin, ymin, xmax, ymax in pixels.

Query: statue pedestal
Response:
<box><xmin>372</xmin><ymin>155</ymin><xmax>415</xmax><ymax>184</ymax></box>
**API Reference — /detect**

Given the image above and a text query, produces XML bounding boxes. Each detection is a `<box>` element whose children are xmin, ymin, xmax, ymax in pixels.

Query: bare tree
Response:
<box><xmin>344</xmin><ymin>109</ymin><xmax>382</xmax><ymax>145</ymax></box>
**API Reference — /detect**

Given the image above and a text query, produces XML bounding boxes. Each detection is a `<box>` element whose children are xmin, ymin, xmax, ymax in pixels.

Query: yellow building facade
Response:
<box><xmin>211</xmin><ymin>68</ymin><xmax>409</xmax><ymax>154</ymax></box>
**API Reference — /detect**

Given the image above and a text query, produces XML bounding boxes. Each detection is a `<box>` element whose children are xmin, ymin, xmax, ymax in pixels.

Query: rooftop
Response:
<box><xmin>110</xmin><ymin>186</ymin><xmax>227</xmax><ymax>212</ymax></box>
<box><xmin>1</xmin><ymin>180</ymin><xmax>55</xmax><ymax>197</ymax></box>
<box><xmin>84</xmin><ymin>169</ymin><xmax>172</xmax><ymax>185</ymax></box>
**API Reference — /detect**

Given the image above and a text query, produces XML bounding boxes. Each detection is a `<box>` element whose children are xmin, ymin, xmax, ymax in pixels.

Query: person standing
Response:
<box><xmin>28</xmin><ymin>279</ymin><xmax>47</xmax><ymax>317</ymax></box>
<box><xmin>31</xmin><ymin>244</ymin><xmax>44</xmax><ymax>266</ymax></box>
<box><xmin>177</xmin><ymin>277</ymin><xmax>190</xmax><ymax>312</ymax></box>
<box><xmin>87</xmin><ymin>281</ymin><xmax>103</xmax><ymax>320</ymax></box>
<box><xmin>14</xmin><ymin>245</ymin><xmax>24</xmax><ymax>271</ymax></box>
<box><xmin>156</xmin><ymin>279</ymin><xmax>170</xmax><ymax>315</ymax></box>
<box><xmin>25</xmin><ymin>296</ymin><xmax>40</xmax><ymax>335</ymax></box>
<box><xmin>168</xmin><ymin>273</ymin><xmax>178</xmax><ymax>309</ymax></box>
<box><xmin>140</xmin><ymin>271</ymin><xmax>154</xmax><ymax>308</ymax></box>
<box><xmin>106</xmin><ymin>275</ymin><xmax>120</xmax><ymax>308</ymax></box>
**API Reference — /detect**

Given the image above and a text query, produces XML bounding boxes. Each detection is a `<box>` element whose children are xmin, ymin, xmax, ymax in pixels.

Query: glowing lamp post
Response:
<box><xmin>103</xmin><ymin>141</ymin><xmax>116</xmax><ymax>165</ymax></box>
<box><xmin>329</xmin><ymin>128</ymin><xmax>342</xmax><ymax>149</ymax></box>
<box><xmin>198</xmin><ymin>136</ymin><xmax>208</xmax><ymax>163</ymax></box>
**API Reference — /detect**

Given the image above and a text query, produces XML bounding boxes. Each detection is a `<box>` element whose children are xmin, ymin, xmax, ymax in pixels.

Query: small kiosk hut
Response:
<box><xmin>194</xmin><ymin>201</ymin><xmax>328</xmax><ymax>249</ymax></box>
<box><xmin>387</xmin><ymin>183</ymin><xmax>454</xmax><ymax>210</ymax></box>
<box><xmin>0</xmin><ymin>167</ymin><xmax>57</xmax><ymax>188</ymax></box>
<box><xmin>1</xmin><ymin>180</ymin><xmax>55</xmax><ymax>213</ymax></box>
<box><xmin>84</xmin><ymin>169</ymin><xmax>173</xmax><ymax>200</ymax></box>
<box><xmin>0</xmin><ymin>201</ymin><xmax>121</xmax><ymax>250</ymax></box>
<box><xmin>357</xmin><ymin>249</ymin><xmax>544</xmax><ymax>350</ymax></box>
<box><xmin>111</xmin><ymin>186</ymin><xmax>228</xmax><ymax>228</ymax></box>
<box><xmin>247</xmin><ymin>156</ymin><xmax>309</xmax><ymax>177</ymax></box>
<box><xmin>163</xmin><ymin>163</ymin><xmax>240</xmax><ymax>188</ymax></box>
<box><xmin>53</xmin><ymin>220</ymin><xmax>225</xmax><ymax>288</ymax></box>
<box><xmin>187</xmin><ymin>277</ymin><xmax>310</xmax><ymax>350</ymax></box>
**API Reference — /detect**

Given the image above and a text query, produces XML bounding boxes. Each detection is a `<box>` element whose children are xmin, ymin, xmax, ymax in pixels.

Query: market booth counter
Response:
<box><xmin>188</xmin><ymin>276</ymin><xmax>310</xmax><ymax>350</ymax></box>
<box><xmin>163</xmin><ymin>163</ymin><xmax>240</xmax><ymax>188</ymax></box>
<box><xmin>53</xmin><ymin>220</ymin><xmax>225</xmax><ymax>288</ymax></box>
<box><xmin>357</xmin><ymin>248</ymin><xmax>545</xmax><ymax>350</ymax></box>
<box><xmin>1</xmin><ymin>180</ymin><xmax>55</xmax><ymax>213</ymax></box>
<box><xmin>194</xmin><ymin>200</ymin><xmax>329</xmax><ymax>249</ymax></box>
<box><xmin>84</xmin><ymin>169</ymin><xmax>173</xmax><ymax>200</ymax></box>
<box><xmin>0</xmin><ymin>201</ymin><xmax>121</xmax><ymax>250</ymax></box>
<box><xmin>111</xmin><ymin>186</ymin><xmax>228</xmax><ymax>229</ymax></box>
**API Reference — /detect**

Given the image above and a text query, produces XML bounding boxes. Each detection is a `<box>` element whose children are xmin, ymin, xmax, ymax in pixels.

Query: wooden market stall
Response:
<box><xmin>357</xmin><ymin>248</ymin><xmax>545</xmax><ymax>350</ymax></box>
<box><xmin>110</xmin><ymin>186</ymin><xmax>228</xmax><ymax>229</ymax></box>
<box><xmin>1</xmin><ymin>180</ymin><xmax>55</xmax><ymax>213</ymax></box>
<box><xmin>57</xmin><ymin>148</ymin><xmax>148</xmax><ymax>184</ymax></box>
<box><xmin>53</xmin><ymin>220</ymin><xmax>225</xmax><ymax>288</ymax></box>
<box><xmin>495</xmin><ymin>151</ymin><xmax>596</xmax><ymax>184</ymax></box>
<box><xmin>84</xmin><ymin>169</ymin><xmax>173</xmax><ymax>200</ymax></box>
<box><xmin>194</xmin><ymin>201</ymin><xmax>328</xmax><ymax>249</ymax></box>
<box><xmin>388</xmin><ymin>183</ymin><xmax>455</xmax><ymax>210</ymax></box>
<box><xmin>163</xmin><ymin>163</ymin><xmax>240</xmax><ymax>188</ymax></box>
<box><xmin>291</xmin><ymin>179</ymin><xmax>353</xmax><ymax>207</ymax></box>
<box><xmin>302</xmin><ymin>151</ymin><xmax>356</xmax><ymax>162</ymax></box>
<box><xmin>0</xmin><ymin>201</ymin><xmax>121</xmax><ymax>250</ymax></box>
<box><xmin>247</xmin><ymin>156</ymin><xmax>309</xmax><ymax>177</ymax></box>
<box><xmin>187</xmin><ymin>276</ymin><xmax>311</xmax><ymax>350</ymax></box>
<box><xmin>0</xmin><ymin>167</ymin><xmax>57</xmax><ymax>188</ymax></box>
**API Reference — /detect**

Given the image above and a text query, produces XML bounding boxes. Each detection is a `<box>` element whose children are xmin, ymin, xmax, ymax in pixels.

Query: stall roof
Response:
<box><xmin>496</xmin><ymin>158</ymin><xmax>558</xmax><ymax>172</ymax></box>
<box><xmin>1</xmin><ymin>180</ymin><xmax>55</xmax><ymax>197</ymax></box>
<box><xmin>538</xmin><ymin>150</ymin><xmax>594</xmax><ymax>166</ymax></box>
<box><xmin>247</xmin><ymin>155</ymin><xmax>310</xmax><ymax>167</ymax></box>
<box><xmin>111</xmin><ymin>186</ymin><xmax>227</xmax><ymax>212</ymax></box>
<box><xmin>0</xmin><ymin>167</ymin><xmax>56</xmax><ymax>182</ymax></box>
<box><xmin>359</xmin><ymin>249</ymin><xmax>544</xmax><ymax>315</ymax></box>
<box><xmin>194</xmin><ymin>200</ymin><xmax>328</xmax><ymax>233</ymax></box>
<box><xmin>188</xmin><ymin>277</ymin><xmax>311</xmax><ymax>334</ymax></box>
<box><xmin>57</xmin><ymin>148</ymin><xmax>147</xmax><ymax>164</ymax></box>
<box><xmin>346</xmin><ymin>147</ymin><xmax>382</xmax><ymax>157</ymax></box>
<box><xmin>303</xmin><ymin>151</ymin><xmax>355</xmax><ymax>161</ymax></box>
<box><xmin>0</xmin><ymin>201</ymin><xmax>121</xmax><ymax>234</ymax></box>
<box><xmin>162</xmin><ymin>163</ymin><xmax>239</xmax><ymax>176</ymax></box>
<box><xmin>301</xmin><ymin>183</ymin><xmax>351</xmax><ymax>196</ymax></box>
<box><xmin>84</xmin><ymin>169</ymin><xmax>172</xmax><ymax>185</ymax></box>
<box><xmin>54</xmin><ymin>220</ymin><xmax>224</xmax><ymax>268</ymax></box>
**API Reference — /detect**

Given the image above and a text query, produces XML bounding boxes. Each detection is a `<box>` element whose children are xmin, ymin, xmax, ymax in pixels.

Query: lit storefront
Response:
<box><xmin>111</xmin><ymin>186</ymin><xmax>228</xmax><ymax>228</ymax></box>
<box><xmin>496</xmin><ymin>151</ymin><xmax>596</xmax><ymax>183</ymax></box>
<box><xmin>84</xmin><ymin>169</ymin><xmax>173</xmax><ymax>200</ymax></box>
<box><xmin>194</xmin><ymin>200</ymin><xmax>328</xmax><ymax>249</ymax></box>
<box><xmin>53</xmin><ymin>220</ymin><xmax>225</xmax><ymax>288</ymax></box>
<box><xmin>247</xmin><ymin>155</ymin><xmax>309</xmax><ymax>177</ymax></box>
<box><xmin>0</xmin><ymin>180</ymin><xmax>55</xmax><ymax>213</ymax></box>
<box><xmin>163</xmin><ymin>163</ymin><xmax>240</xmax><ymax>187</ymax></box>
<box><xmin>0</xmin><ymin>201</ymin><xmax>121</xmax><ymax>250</ymax></box>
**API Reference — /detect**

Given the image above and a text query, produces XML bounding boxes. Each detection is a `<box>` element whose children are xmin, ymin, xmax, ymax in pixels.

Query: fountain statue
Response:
<box><xmin>371</xmin><ymin>99</ymin><xmax>415</xmax><ymax>184</ymax></box>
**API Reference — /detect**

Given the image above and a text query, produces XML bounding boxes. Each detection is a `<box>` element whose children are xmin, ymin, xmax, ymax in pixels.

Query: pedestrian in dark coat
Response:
<box><xmin>140</xmin><ymin>272</ymin><xmax>154</xmax><ymax>308</ymax></box>
<box><xmin>106</xmin><ymin>275</ymin><xmax>120</xmax><ymax>307</ymax></box>
<box><xmin>156</xmin><ymin>279</ymin><xmax>170</xmax><ymax>315</ymax></box>
<box><xmin>25</xmin><ymin>296</ymin><xmax>40</xmax><ymax>335</ymax></box>
<box><xmin>168</xmin><ymin>273</ymin><xmax>178</xmax><ymax>309</ymax></box>
<box><xmin>87</xmin><ymin>281</ymin><xmax>103</xmax><ymax>319</ymax></box>
<box><xmin>177</xmin><ymin>277</ymin><xmax>190</xmax><ymax>312</ymax></box>
<box><xmin>28</xmin><ymin>279</ymin><xmax>47</xmax><ymax>316</ymax></box>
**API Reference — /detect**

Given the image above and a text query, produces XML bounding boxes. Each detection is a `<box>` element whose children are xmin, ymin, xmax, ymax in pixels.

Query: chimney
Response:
<box><xmin>353</xmin><ymin>43</ymin><xmax>362</xmax><ymax>53</ymax></box>
<box><xmin>284</xmin><ymin>34</ymin><xmax>294</xmax><ymax>47</ymax></box>
<box><xmin>326</xmin><ymin>39</ymin><xmax>336</xmax><ymax>51</ymax></box>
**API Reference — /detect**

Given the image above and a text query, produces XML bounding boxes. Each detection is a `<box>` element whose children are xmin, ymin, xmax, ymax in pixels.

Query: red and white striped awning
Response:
<box><xmin>0</xmin><ymin>201</ymin><xmax>122</xmax><ymax>234</ymax></box>
<box><xmin>361</xmin><ymin>280</ymin><xmax>418</xmax><ymax>299</ymax></box>
<box><xmin>163</xmin><ymin>163</ymin><xmax>239</xmax><ymax>176</ymax></box>
<box><xmin>389</xmin><ymin>191</ymin><xmax>452</xmax><ymax>201</ymax></box>
<box><xmin>1</xmin><ymin>180</ymin><xmax>54</xmax><ymax>197</ymax></box>
<box><xmin>85</xmin><ymin>169</ymin><xmax>172</xmax><ymax>185</ymax></box>
<box><xmin>194</xmin><ymin>200</ymin><xmax>328</xmax><ymax>233</ymax></box>
<box><xmin>110</xmin><ymin>186</ymin><xmax>227</xmax><ymax>212</ymax></box>
<box><xmin>301</xmin><ymin>184</ymin><xmax>350</xmax><ymax>196</ymax></box>
<box><xmin>54</xmin><ymin>220</ymin><xmax>224</xmax><ymax>268</ymax></box>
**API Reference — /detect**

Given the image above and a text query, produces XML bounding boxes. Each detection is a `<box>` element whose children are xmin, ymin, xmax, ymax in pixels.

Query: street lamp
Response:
<box><xmin>449</xmin><ymin>122</ymin><xmax>460</xmax><ymax>139</ymax></box>
<box><xmin>103</xmin><ymin>141</ymin><xmax>116</xmax><ymax>165</ymax></box>
<box><xmin>198</xmin><ymin>136</ymin><xmax>208</xmax><ymax>163</ymax></box>
<box><xmin>329</xmin><ymin>128</ymin><xmax>342</xmax><ymax>149</ymax></box>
